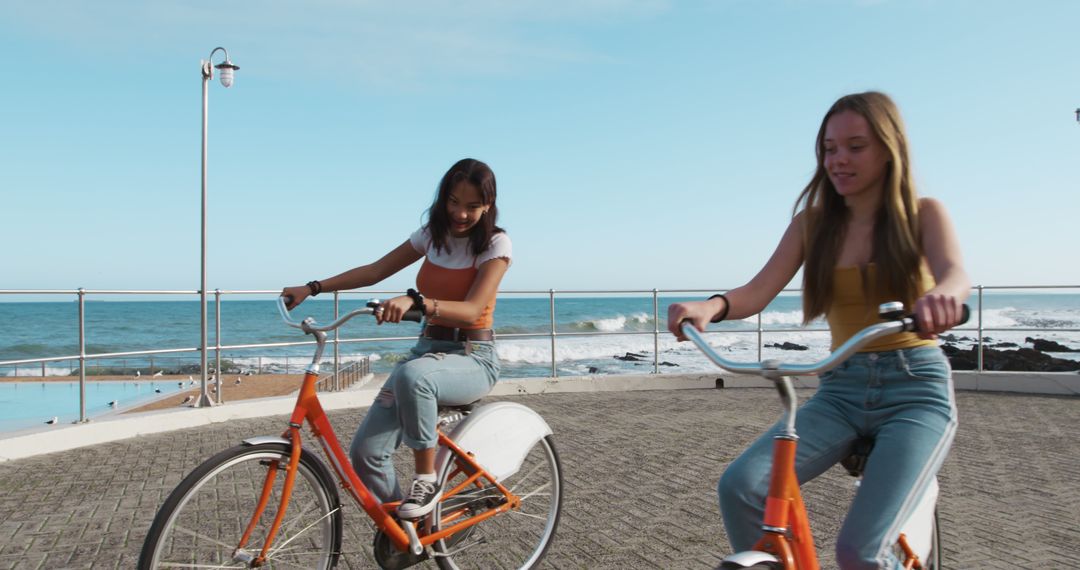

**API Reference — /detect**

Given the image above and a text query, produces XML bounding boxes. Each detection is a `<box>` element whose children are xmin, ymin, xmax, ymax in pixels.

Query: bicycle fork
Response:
<box><xmin>232</xmin><ymin>425</ymin><xmax>305</xmax><ymax>567</ymax></box>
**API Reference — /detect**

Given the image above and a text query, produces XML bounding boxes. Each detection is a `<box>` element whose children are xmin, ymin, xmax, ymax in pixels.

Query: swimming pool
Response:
<box><xmin>0</xmin><ymin>380</ymin><xmax>190</xmax><ymax>433</ymax></box>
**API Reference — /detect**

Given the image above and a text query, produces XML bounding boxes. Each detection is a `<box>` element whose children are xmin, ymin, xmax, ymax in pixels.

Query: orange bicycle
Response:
<box><xmin>681</xmin><ymin>302</ymin><xmax>968</xmax><ymax>570</ymax></box>
<box><xmin>139</xmin><ymin>297</ymin><xmax>562</xmax><ymax>569</ymax></box>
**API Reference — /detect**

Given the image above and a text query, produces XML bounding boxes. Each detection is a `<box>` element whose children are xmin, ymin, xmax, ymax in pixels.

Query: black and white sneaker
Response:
<box><xmin>396</xmin><ymin>478</ymin><xmax>442</xmax><ymax>519</ymax></box>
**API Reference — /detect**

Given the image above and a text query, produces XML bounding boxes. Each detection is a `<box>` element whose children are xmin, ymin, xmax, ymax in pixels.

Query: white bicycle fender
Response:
<box><xmin>899</xmin><ymin>477</ymin><xmax>939</xmax><ymax>562</ymax></box>
<box><xmin>436</xmin><ymin>402</ymin><xmax>552</xmax><ymax>482</ymax></box>
<box><xmin>721</xmin><ymin>550</ymin><xmax>781</xmax><ymax>567</ymax></box>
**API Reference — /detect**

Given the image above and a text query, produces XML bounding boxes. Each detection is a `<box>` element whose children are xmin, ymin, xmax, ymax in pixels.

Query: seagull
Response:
<box><xmin>235</xmin><ymin>377</ymin><xmax>242</xmax><ymax>385</ymax></box>
<box><xmin>152</xmin><ymin>371</ymin><xmax>164</xmax><ymax>378</ymax></box>
<box><xmin>135</xmin><ymin>370</ymin><xmax>141</xmax><ymax>378</ymax></box>
<box><xmin>177</xmin><ymin>381</ymin><xmax>184</xmax><ymax>388</ymax></box>
<box><xmin>108</xmin><ymin>400</ymin><xmax>118</xmax><ymax>408</ymax></box>
<box><xmin>155</xmin><ymin>388</ymin><xmax>162</xmax><ymax>393</ymax></box>
<box><xmin>181</xmin><ymin>395</ymin><xmax>194</xmax><ymax>405</ymax></box>
<box><xmin>210</xmin><ymin>386</ymin><xmax>217</xmax><ymax>394</ymax></box>
<box><xmin>45</xmin><ymin>417</ymin><xmax>58</xmax><ymax>425</ymax></box>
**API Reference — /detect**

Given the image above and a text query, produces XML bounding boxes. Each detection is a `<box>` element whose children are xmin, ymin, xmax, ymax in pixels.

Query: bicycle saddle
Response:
<box><xmin>841</xmin><ymin>437</ymin><xmax>874</xmax><ymax>477</ymax></box>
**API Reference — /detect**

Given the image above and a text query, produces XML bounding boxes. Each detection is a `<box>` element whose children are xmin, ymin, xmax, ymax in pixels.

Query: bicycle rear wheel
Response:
<box><xmin>432</xmin><ymin>435</ymin><xmax>562</xmax><ymax>569</ymax></box>
<box><xmin>138</xmin><ymin>442</ymin><xmax>343</xmax><ymax>569</ymax></box>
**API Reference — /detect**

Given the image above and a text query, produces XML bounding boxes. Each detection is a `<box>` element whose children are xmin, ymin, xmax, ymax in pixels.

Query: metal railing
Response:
<box><xmin>316</xmin><ymin>359</ymin><xmax>372</xmax><ymax>392</ymax></box>
<box><xmin>2</xmin><ymin>285</ymin><xmax>1078</xmax><ymax>423</ymax></box>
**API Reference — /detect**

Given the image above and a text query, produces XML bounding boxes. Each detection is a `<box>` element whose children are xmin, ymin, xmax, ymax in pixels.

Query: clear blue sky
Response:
<box><xmin>3</xmin><ymin>1</ymin><xmax>1079</xmax><ymax>296</ymax></box>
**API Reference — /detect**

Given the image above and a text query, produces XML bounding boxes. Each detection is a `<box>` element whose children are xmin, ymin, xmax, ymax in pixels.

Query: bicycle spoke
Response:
<box><xmin>167</xmin><ymin>525</ymin><xmax>243</xmax><ymax>551</ymax></box>
<box><xmin>506</xmin><ymin>510</ymin><xmax>549</xmax><ymax>521</ymax></box>
<box><xmin>516</xmin><ymin>482</ymin><xmax>551</xmax><ymax>503</ymax></box>
<box><xmin>267</xmin><ymin>507</ymin><xmax>341</xmax><ymax>558</ymax></box>
<box><xmin>507</xmin><ymin>461</ymin><xmax>546</xmax><ymax>494</ymax></box>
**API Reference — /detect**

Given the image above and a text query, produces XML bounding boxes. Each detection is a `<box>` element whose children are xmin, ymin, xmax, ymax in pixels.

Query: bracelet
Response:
<box><xmin>306</xmin><ymin>280</ymin><xmax>322</xmax><ymax>297</ymax></box>
<box><xmin>406</xmin><ymin>288</ymin><xmax>426</xmax><ymax>316</ymax></box>
<box><xmin>707</xmin><ymin>293</ymin><xmax>730</xmax><ymax>323</ymax></box>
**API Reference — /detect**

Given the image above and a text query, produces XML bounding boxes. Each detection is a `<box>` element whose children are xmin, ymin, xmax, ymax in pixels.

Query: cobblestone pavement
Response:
<box><xmin>1</xmin><ymin>388</ymin><xmax>1077</xmax><ymax>569</ymax></box>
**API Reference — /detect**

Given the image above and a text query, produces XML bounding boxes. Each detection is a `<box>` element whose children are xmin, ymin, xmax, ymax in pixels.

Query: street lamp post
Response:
<box><xmin>197</xmin><ymin>47</ymin><xmax>239</xmax><ymax>408</ymax></box>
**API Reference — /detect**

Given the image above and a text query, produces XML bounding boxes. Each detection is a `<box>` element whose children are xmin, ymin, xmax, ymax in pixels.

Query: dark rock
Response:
<box><xmin>1024</xmin><ymin>337</ymin><xmax>1078</xmax><ymax>352</ymax></box>
<box><xmin>766</xmin><ymin>342</ymin><xmax>808</xmax><ymax>351</ymax></box>
<box><xmin>587</xmin><ymin>366</ymin><xmax>599</xmax><ymax>374</ymax></box>
<box><xmin>659</xmin><ymin>361</ymin><xmax>679</xmax><ymax>367</ymax></box>
<box><xmin>944</xmin><ymin>345</ymin><xmax>1080</xmax><ymax>372</ymax></box>
<box><xmin>615</xmin><ymin>352</ymin><xmax>648</xmax><ymax>362</ymax></box>
<box><xmin>991</xmin><ymin>342</ymin><xmax>1018</xmax><ymax>348</ymax></box>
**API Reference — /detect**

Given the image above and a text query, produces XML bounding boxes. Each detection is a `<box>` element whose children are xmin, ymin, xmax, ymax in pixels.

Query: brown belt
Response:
<box><xmin>423</xmin><ymin>325</ymin><xmax>494</xmax><ymax>342</ymax></box>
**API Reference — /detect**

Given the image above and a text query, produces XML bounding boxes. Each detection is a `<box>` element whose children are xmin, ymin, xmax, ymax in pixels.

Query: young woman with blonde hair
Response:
<box><xmin>668</xmin><ymin>91</ymin><xmax>969</xmax><ymax>569</ymax></box>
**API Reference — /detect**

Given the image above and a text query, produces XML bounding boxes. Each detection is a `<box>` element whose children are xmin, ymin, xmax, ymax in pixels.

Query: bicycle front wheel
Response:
<box><xmin>138</xmin><ymin>442</ymin><xmax>343</xmax><ymax>569</ymax></box>
<box><xmin>432</xmin><ymin>435</ymin><xmax>562</xmax><ymax>570</ymax></box>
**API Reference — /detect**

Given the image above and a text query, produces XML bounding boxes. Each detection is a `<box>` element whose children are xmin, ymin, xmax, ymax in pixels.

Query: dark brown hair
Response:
<box><xmin>425</xmin><ymin>158</ymin><xmax>504</xmax><ymax>256</ymax></box>
<box><xmin>795</xmin><ymin>92</ymin><xmax>923</xmax><ymax>324</ymax></box>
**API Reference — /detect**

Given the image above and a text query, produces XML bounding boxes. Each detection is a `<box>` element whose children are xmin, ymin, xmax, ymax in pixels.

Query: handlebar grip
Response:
<box><xmin>909</xmin><ymin>303</ymin><xmax>970</xmax><ymax>332</ymax></box>
<box><xmin>365</xmin><ymin>300</ymin><xmax>424</xmax><ymax>323</ymax></box>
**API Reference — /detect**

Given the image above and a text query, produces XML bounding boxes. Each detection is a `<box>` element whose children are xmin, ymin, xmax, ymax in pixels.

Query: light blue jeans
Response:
<box><xmin>718</xmin><ymin>346</ymin><xmax>957</xmax><ymax>570</ymax></box>
<box><xmin>349</xmin><ymin>337</ymin><xmax>500</xmax><ymax>502</ymax></box>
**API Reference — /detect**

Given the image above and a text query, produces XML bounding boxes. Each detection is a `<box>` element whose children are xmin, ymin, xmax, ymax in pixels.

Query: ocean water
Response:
<box><xmin>2</xmin><ymin>293</ymin><xmax>1079</xmax><ymax>431</ymax></box>
<box><xmin>3</xmin><ymin>293</ymin><xmax>1079</xmax><ymax>376</ymax></box>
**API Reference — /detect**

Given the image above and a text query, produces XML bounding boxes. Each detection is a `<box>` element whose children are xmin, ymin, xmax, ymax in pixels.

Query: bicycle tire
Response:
<box><xmin>431</xmin><ymin>435</ymin><xmax>562</xmax><ymax>570</ymax></box>
<box><xmin>138</xmin><ymin>442</ymin><xmax>343</xmax><ymax>569</ymax></box>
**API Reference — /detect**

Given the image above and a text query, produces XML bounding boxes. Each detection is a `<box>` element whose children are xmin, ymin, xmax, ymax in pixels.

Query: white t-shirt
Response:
<box><xmin>408</xmin><ymin>227</ymin><xmax>513</xmax><ymax>269</ymax></box>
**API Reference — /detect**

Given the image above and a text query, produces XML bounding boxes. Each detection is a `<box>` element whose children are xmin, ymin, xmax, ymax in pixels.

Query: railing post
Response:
<box><xmin>215</xmin><ymin>289</ymin><xmax>223</xmax><ymax>404</ymax></box>
<box><xmin>757</xmin><ymin>313</ymin><xmax>763</xmax><ymax>361</ymax></box>
<box><xmin>977</xmin><ymin>285</ymin><xmax>984</xmax><ymax>372</ymax></box>
<box><xmin>78</xmin><ymin>288</ymin><xmax>86</xmax><ymax>423</ymax></box>
<box><xmin>149</xmin><ymin>355</ymin><xmax>154</xmax><ymax>375</ymax></box>
<box><xmin>334</xmin><ymin>291</ymin><xmax>340</xmax><ymax>391</ymax></box>
<box><xmin>549</xmin><ymin>289</ymin><xmax>557</xmax><ymax>378</ymax></box>
<box><xmin>653</xmin><ymin>289</ymin><xmax>660</xmax><ymax>374</ymax></box>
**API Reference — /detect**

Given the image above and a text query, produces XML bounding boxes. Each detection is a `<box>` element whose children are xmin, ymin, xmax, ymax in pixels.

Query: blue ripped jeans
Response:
<box><xmin>349</xmin><ymin>337</ymin><xmax>500</xmax><ymax>502</ymax></box>
<box><xmin>718</xmin><ymin>346</ymin><xmax>957</xmax><ymax>570</ymax></box>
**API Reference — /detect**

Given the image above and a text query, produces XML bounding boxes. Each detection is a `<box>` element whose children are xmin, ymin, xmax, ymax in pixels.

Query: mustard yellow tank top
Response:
<box><xmin>826</xmin><ymin>263</ymin><xmax>938</xmax><ymax>352</ymax></box>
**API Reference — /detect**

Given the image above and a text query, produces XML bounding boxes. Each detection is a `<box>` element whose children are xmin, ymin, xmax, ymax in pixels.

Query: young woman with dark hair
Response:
<box><xmin>282</xmin><ymin>158</ymin><xmax>511</xmax><ymax>520</ymax></box>
<box><xmin>668</xmin><ymin>92</ymin><xmax>969</xmax><ymax>569</ymax></box>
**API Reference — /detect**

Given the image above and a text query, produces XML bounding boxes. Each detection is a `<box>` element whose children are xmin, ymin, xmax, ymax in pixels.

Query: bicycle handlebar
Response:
<box><xmin>277</xmin><ymin>295</ymin><xmax>423</xmax><ymax>335</ymax></box>
<box><xmin>680</xmin><ymin>303</ymin><xmax>970</xmax><ymax>378</ymax></box>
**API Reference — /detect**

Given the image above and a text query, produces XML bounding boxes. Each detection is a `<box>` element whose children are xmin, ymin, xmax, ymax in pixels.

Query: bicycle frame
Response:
<box><xmin>236</xmin><ymin>298</ymin><xmax>522</xmax><ymax>564</ymax></box>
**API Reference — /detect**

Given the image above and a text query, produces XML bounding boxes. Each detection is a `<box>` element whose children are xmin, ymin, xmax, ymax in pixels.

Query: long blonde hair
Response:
<box><xmin>795</xmin><ymin>91</ymin><xmax>922</xmax><ymax>324</ymax></box>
